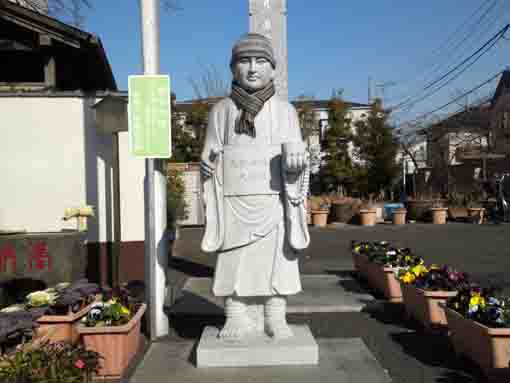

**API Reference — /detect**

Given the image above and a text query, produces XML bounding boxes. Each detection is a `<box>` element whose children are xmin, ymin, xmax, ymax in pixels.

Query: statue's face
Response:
<box><xmin>232</xmin><ymin>56</ymin><xmax>275</xmax><ymax>92</ymax></box>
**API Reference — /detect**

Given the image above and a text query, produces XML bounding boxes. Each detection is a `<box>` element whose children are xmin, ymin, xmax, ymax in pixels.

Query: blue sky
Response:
<box><xmin>82</xmin><ymin>1</ymin><xmax>510</xmax><ymax>125</ymax></box>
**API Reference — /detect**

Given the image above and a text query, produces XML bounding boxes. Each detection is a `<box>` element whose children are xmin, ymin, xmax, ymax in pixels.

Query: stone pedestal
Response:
<box><xmin>196</xmin><ymin>325</ymin><xmax>319</xmax><ymax>368</ymax></box>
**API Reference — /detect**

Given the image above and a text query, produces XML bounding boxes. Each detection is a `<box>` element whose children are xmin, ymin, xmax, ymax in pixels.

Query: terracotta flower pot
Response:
<box><xmin>430</xmin><ymin>207</ymin><xmax>448</xmax><ymax>224</ymax></box>
<box><xmin>359</xmin><ymin>208</ymin><xmax>377</xmax><ymax>226</ymax></box>
<box><xmin>35</xmin><ymin>299</ymin><xmax>97</xmax><ymax>344</ymax></box>
<box><xmin>352</xmin><ymin>253</ymin><xmax>369</xmax><ymax>278</ymax></box>
<box><xmin>443</xmin><ymin>306</ymin><xmax>510</xmax><ymax>381</ymax></box>
<box><xmin>331</xmin><ymin>202</ymin><xmax>361</xmax><ymax>223</ymax></box>
<box><xmin>407</xmin><ymin>199</ymin><xmax>447</xmax><ymax>221</ymax></box>
<box><xmin>467</xmin><ymin>207</ymin><xmax>485</xmax><ymax>224</ymax></box>
<box><xmin>364</xmin><ymin>262</ymin><xmax>402</xmax><ymax>302</ymax></box>
<box><xmin>401</xmin><ymin>284</ymin><xmax>457</xmax><ymax>330</ymax></box>
<box><xmin>447</xmin><ymin>207</ymin><xmax>469</xmax><ymax>220</ymax></box>
<box><xmin>77</xmin><ymin>303</ymin><xmax>146</xmax><ymax>379</ymax></box>
<box><xmin>311</xmin><ymin>210</ymin><xmax>329</xmax><ymax>227</ymax></box>
<box><xmin>392</xmin><ymin>209</ymin><xmax>407</xmax><ymax>225</ymax></box>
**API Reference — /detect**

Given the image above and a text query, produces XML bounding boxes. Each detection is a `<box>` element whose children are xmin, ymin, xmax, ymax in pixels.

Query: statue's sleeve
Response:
<box><xmin>284</xmin><ymin>105</ymin><xmax>310</xmax><ymax>251</ymax></box>
<box><xmin>200</xmin><ymin>105</ymin><xmax>225</xmax><ymax>253</ymax></box>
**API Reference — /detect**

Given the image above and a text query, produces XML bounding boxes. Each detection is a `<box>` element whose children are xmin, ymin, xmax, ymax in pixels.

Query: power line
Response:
<box><xmin>389</xmin><ymin>0</ymin><xmax>504</xmax><ymax>107</ymax></box>
<box><xmin>391</xmin><ymin>0</ymin><xmax>497</xmax><ymax>89</ymax></box>
<box><xmin>391</xmin><ymin>24</ymin><xmax>508</xmax><ymax>113</ymax></box>
<box><xmin>396</xmin><ymin>70</ymin><xmax>503</xmax><ymax>138</ymax></box>
<box><xmin>422</xmin><ymin>23</ymin><xmax>508</xmax><ymax>92</ymax></box>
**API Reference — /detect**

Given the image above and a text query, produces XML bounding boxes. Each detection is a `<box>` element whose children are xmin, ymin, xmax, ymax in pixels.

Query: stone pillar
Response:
<box><xmin>249</xmin><ymin>0</ymin><xmax>288</xmax><ymax>100</ymax></box>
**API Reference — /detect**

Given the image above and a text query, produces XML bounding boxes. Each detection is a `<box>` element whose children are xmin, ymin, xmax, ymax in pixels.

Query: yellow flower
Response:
<box><xmin>411</xmin><ymin>264</ymin><xmax>428</xmax><ymax>277</ymax></box>
<box><xmin>404</xmin><ymin>255</ymin><xmax>411</xmax><ymax>262</ymax></box>
<box><xmin>354</xmin><ymin>245</ymin><xmax>361</xmax><ymax>254</ymax></box>
<box><xmin>469</xmin><ymin>296</ymin><xmax>486</xmax><ymax>308</ymax></box>
<box><xmin>107</xmin><ymin>298</ymin><xmax>117</xmax><ymax>305</ymax></box>
<box><xmin>429</xmin><ymin>264</ymin><xmax>440</xmax><ymax>270</ymax></box>
<box><xmin>400</xmin><ymin>272</ymin><xmax>416</xmax><ymax>284</ymax></box>
<box><xmin>120</xmin><ymin>306</ymin><xmax>131</xmax><ymax>316</ymax></box>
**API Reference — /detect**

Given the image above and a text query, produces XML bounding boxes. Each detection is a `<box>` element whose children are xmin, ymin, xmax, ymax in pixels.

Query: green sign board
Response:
<box><xmin>128</xmin><ymin>75</ymin><xmax>172</xmax><ymax>158</ymax></box>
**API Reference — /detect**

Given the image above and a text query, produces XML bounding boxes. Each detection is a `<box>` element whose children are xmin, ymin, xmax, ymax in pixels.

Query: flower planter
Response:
<box><xmin>392</xmin><ymin>208</ymin><xmax>407</xmax><ymax>225</ymax></box>
<box><xmin>311</xmin><ymin>210</ymin><xmax>329</xmax><ymax>227</ymax></box>
<box><xmin>359</xmin><ymin>209</ymin><xmax>377</xmax><ymax>226</ymax></box>
<box><xmin>352</xmin><ymin>252</ymin><xmax>369</xmax><ymax>278</ymax></box>
<box><xmin>77</xmin><ymin>303</ymin><xmax>146</xmax><ymax>379</ymax></box>
<box><xmin>364</xmin><ymin>262</ymin><xmax>402</xmax><ymax>302</ymax></box>
<box><xmin>401</xmin><ymin>284</ymin><xmax>457</xmax><ymax>330</ymax></box>
<box><xmin>430</xmin><ymin>207</ymin><xmax>448</xmax><ymax>224</ymax></box>
<box><xmin>467</xmin><ymin>207</ymin><xmax>485</xmax><ymax>224</ymax></box>
<box><xmin>35</xmin><ymin>299</ymin><xmax>97</xmax><ymax>344</ymax></box>
<box><xmin>442</xmin><ymin>306</ymin><xmax>510</xmax><ymax>381</ymax></box>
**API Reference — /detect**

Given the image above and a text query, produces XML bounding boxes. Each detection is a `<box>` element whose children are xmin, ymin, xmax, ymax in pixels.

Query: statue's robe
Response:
<box><xmin>200</xmin><ymin>96</ymin><xmax>309</xmax><ymax>297</ymax></box>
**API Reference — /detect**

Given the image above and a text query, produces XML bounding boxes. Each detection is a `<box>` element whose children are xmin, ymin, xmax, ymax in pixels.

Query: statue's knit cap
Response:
<box><xmin>231</xmin><ymin>33</ymin><xmax>276</xmax><ymax>68</ymax></box>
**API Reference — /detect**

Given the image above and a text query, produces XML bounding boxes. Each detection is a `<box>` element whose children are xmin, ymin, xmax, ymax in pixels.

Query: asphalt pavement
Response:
<box><xmin>161</xmin><ymin>222</ymin><xmax>510</xmax><ymax>383</ymax></box>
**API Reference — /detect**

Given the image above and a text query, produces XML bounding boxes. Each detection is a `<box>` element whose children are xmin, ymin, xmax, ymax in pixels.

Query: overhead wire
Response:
<box><xmin>390</xmin><ymin>0</ymin><xmax>497</xmax><ymax>90</ymax></box>
<box><xmin>390</xmin><ymin>24</ymin><xmax>509</xmax><ymax>114</ymax></box>
<box><xmin>388</xmin><ymin>0</ymin><xmax>505</xmax><ymax>110</ymax></box>
<box><xmin>395</xmin><ymin>70</ymin><xmax>504</xmax><ymax>139</ymax></box>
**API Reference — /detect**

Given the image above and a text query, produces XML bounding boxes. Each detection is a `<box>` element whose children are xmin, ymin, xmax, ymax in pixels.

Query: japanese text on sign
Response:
<box><xmin>128</xmin><ymin>75</ymin><xmax>172</xmax><ymax>158</ymax></box>
<box><xmin>0</xmin><ymin>242</ymin><xmax>52</xmax><ymax>274</ymax></box>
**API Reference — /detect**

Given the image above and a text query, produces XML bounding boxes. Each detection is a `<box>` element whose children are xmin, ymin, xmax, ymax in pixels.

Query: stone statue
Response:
<box><xmin>200</xmin><ymin>33</ymin><xmax>310</xmax><ymax>340</ymax></box>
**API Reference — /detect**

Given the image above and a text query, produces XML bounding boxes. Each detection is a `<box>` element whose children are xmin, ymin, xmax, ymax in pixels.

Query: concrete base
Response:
<box><xmin>130</xmin><ymin>336</ymin><xmax>392</xmax><ymax>383</ymax></box>
<box><xmin>196</xmin><ymin>325</ymin><xmax>319</xmax><ymax>368</ymax></box>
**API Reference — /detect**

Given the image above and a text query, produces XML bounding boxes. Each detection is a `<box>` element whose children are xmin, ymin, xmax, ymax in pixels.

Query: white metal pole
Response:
<box><xmin>139</xmin><ymin>0</ymin><xmax>169</xmax><ymax>340</ymax></box>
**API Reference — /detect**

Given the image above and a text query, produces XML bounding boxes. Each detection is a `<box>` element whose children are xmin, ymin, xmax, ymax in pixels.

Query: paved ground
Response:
<box><xmin>160</xmin><ymin>222</ymin><xmax>510</xmax><ymax>383</ymax></box>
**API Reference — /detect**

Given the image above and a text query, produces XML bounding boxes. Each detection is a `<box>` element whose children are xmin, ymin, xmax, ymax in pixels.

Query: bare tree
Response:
<box><xmin>188</xmin><ymin>62</ymin><xmax>230</xmax><ymax>100</ymax></box>
<box><xmin>18</xmin><ymin>0</ymin><xmax>181</xmax><ymax>27</ymax></box>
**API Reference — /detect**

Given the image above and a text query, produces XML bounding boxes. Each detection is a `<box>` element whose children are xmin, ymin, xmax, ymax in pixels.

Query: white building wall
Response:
<box><xmin>0</xmin><ymin>97</ymin><xmax>117</xmax><ymax>243</ymax></box>
<box><xmin>313</xmin><ymin>106</ymin><xmax>370</xmax><ymax>165</ymax></box>
<box><xmin>118</xmin><ymin>132</ymin><xmax>145</xmax><ymax>241</ymax></box>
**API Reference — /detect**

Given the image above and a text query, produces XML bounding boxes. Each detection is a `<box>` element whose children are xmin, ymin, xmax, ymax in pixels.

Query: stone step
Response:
<box><xmin>169</xmin><ymin>274</ymin><xmax>375</xmax><ymax>316</ymax></box>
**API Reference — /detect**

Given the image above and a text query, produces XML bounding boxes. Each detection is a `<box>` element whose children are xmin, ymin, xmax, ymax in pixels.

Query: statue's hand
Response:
<box><xmin>284</xmin><ymin>149</ymin><xmax>308</xmax><ymax>174</ymax></box>
<box><xmin>200</xmin><ymin>160</ymin><xmax>215</xmax><ymax>179</ymax></box>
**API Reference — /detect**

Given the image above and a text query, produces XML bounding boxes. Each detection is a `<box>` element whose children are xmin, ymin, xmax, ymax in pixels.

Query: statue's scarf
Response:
<box><xmin>230</xmin><ymin>81</ymin><xmax>275</xmax><ymax>137</ymax></box>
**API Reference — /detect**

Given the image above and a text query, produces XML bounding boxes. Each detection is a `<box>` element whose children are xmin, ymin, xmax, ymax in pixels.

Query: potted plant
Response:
<box><xmin>447</xmin><ymin>192</ymin><xmax>469</xmax><ymax>221</ymax></box>
<box><xmin>430</xmin><ymin>200</ymin><xmax>448</xmax><ymax>225</ymax></box>
<box><xmin>354</xmin><ymin>241</ymin><xmax>424</xmax><ymax>302</ymax></box>
<box><xmin>467</xmin><ymin>201</ymin><xmax>485</xmax><ymax>225</ymax></box>
<box><xmin>329</xmin><ymin>195</ymin><xmax>362</xmax><ymax>223</ymax></box>
<box><xmin>76</xmin><ymin>291</ymin><xmax>146</xmax><ymax>379</ymax></box>
<box><xmin>308</xmin><ymin>195</ymin><xmax>331</xmax><ymax>227</ymax></box>
<box><xmin>392</xmin><ymin>208</ymin><xmax>407</xmax><ymax>225</ymax></box>
<box><xmin>407</xmin><ymin>193</ymin><xmax>447</xmax><ymax>221</ymax></box>
<box><xmin>351</xmin><ymin>240</ymin><xmax>374</xmax><ymax>277</ymax></box>
<box><xmin>397</xmin><ymin>265</ymin><xmax>469</xmax><ymax>330</ymax></box>
<box><xmin>27</xmin><ymin>280</ymin><xmax>100</xmax><ymax>344</ymax></box>
<box><xmin>0</xmin><ymin>340</ymin><xmax>101</xmax><ymax>383</ymax></box>
<box><xmin>442</xmin><ymin>286</ymin><xmax>510</xmax><ymax>381</ymax></box>
<box><xmin>1</xmin><ymin>280</ymin><xmax>100</xmax><ymax>346</ymax></box>
<box><xmin>358</xmin><ymin>196</ymin><xmax>377</xmax><ymax>226</ymax></box>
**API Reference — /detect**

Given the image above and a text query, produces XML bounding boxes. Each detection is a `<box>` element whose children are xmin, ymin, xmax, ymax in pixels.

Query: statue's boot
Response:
<box><xmin>219</xmin><ymin>296</ymin><xmax>255</xmax><ymax>340</ymax></box>
<box><xmin>265</xmin><ymin>295</ymin><xmax>293</xmax><ymax>339</ymax></box>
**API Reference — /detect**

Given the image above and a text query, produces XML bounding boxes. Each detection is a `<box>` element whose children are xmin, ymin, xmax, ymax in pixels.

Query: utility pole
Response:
<box><xmin>368</xmin><ymin>76</ymin><xmax>372</xmax><ymax>104</ymax></box>
<box><xmin>375</xmin><ymin>81</ymin><xmax>397</xmax><ymax>106</ymax></box>
<box><xmin>139</xmin><ymin>0</ymin><xmax>169</xmax><ymax>340</ymax></box>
